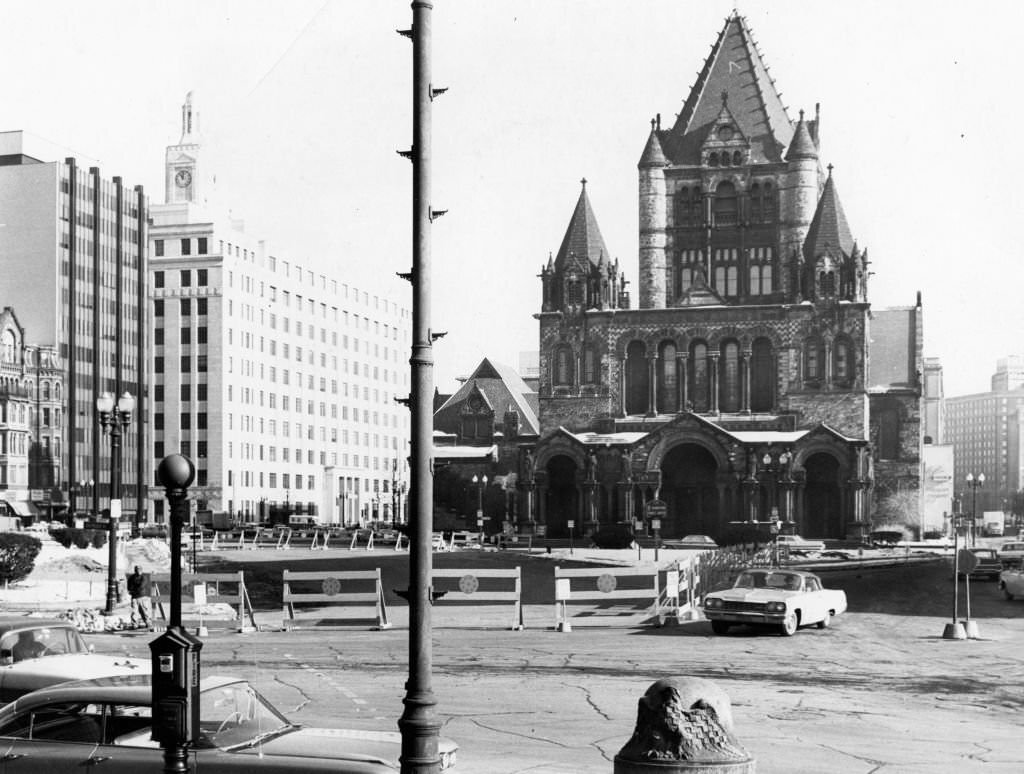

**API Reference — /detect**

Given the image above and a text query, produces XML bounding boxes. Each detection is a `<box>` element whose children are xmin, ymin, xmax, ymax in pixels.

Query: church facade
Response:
<box><xmin>520</xmin><ymin>13</ymin><xmax>922</xmax><ymax>542</ymax></box>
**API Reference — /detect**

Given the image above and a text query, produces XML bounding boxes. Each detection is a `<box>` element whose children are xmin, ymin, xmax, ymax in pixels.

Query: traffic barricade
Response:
<box><xmin>151</xmin><ymin>570</ymin><xmax>257</xmax><ymax>633</ymax></box>
<box><xmin>282</xmin><ymin>568</ymin><xmax>391</xmax><ymax>630</ymax></box>
<box><xmin>349</xmin><ymin>530</ymin><xmax>375</xmax><ymax>551</ymax></box>
<box><xmin>553</xmin><ymin>564</ymin><xmax>675</xmax><ymax>631</ymax></box>
<box><xmin>430</xmin><ymin>567</ymin><xmax>524</xmax><ymax>630</ymax></box>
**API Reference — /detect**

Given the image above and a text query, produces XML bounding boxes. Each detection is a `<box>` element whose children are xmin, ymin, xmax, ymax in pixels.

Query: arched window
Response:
<box><xmin>657</xmin><ymin>341</ymin><xmax>678</xmax><ymax>413</ymax></box>
<box><xmin>42</xmin><ymin>382</ymin><xmax>51</xmax><ymax>400</ymax></box>
<box><xmin>582</xmin><ymin>346</ymin><xmax>598</xmax><ymax>385</ymax></box>
<box><xmin>751</xmin><ymin>338</ymin><xmax>774</xmax><ymax>411</ymax></box>
<box><xmin>834</xmin><ymin>337</ymin><xmax>853</xmax><ymax>387</ymax></box>
<box><xmin>732</xmin><ymin>150</ymin><xmax>743</xmax><ymax>166</ymax></box>
<box><xmin>554</xmin><ymin>347</ymin><xmax>573</xmax><ymax>386</ymax></box>
<box><xmin>708</xmin><ymin>153</ymin><xmax>719</xmax><ymax>167</ymax></box>
<box><xmin>714</xmin><ymin>181</ymin><xmax>738</xmax><ymax>226</ymax></box>
<box><xmin>625</xmin><ymin>340</ymin><xmax>649</xmax><ymax>415</ymax></box>
<box><xmin>719</xmin><ymin>340</ymin><xmax>741</xmax><ymax>412</ymax></box>
<box><xmin>804</xmin><ymin>336</ymin><xmax>825</xmax><ymax>384</ymax></box>
<box><xmin>688</xmin><ymin>340</ymin><xmax>709</xmax><ymax>412</ymax></box>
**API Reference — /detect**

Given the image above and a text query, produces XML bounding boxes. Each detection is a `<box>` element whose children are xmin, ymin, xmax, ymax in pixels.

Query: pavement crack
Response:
<box><xmin>272</xmin><ymin>674</ymin><xmax>313</xmax><ymax>713</ymax></box>
<box><xmin>566</xmin><ymin>682</ymin><xmax>612</xmax><ymax>721</ymax></box>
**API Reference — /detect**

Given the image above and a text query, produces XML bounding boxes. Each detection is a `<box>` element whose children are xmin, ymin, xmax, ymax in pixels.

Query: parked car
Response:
<box><xmin>665</xmin><ymin>534</ymin><xmax>718</xmax><ymax>549</ymax></box>
<box><xmin>997</xmin><ymin>541</ymin><xmax>1024</xmax><ymax>569</ymax></box>
<box><xmin>958</xmin><ymin>547</ymin><xmax>1002</xmax><ymax>580</ymax></box>
<box><xmin>0</xmin><ymin>674</ymin><xmax>458</xmax><ymax>772</ymax></box>
<box><xmin>774</xmin><ymin>534</ymin><xmax>826</xmax><ymax>552</ymax></box>
<box><xmin>0</xmin><ymin>618</ymin><xmax>149</xmax><ymax>702</ymax></box>
<box><xmin>702</xmin><ymin>568</ymin><xmax>847</xmax><ymax>636</ymax></box>
<box><xmin>998</xmin><ymin>568</ymin><xmax>1024</xmax><ymax>600</ymax></box>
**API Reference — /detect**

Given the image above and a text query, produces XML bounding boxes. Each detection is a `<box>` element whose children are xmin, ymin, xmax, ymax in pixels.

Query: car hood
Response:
<box><xmin>233</xmin><ymin>727</ymin><xmax>457</xmax><ymax>768</ymax></box>
<box><xmin>1</xmin><ymin>654</ymin><xmax>148</xmax><ymax>690</ymax></box>
<box><xmin>709</xmin><ymin>589</ymin><xmax>797</xmax><ymax>603</ymax></box>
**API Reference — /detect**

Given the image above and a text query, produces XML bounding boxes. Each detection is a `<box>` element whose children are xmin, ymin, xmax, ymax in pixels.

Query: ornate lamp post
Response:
<box><xmin>966</xmin><ymin>472</ymin><xmax>985</xmax><ymax>548</ymax></box>
<box><xmin>97</xmin><ymin>391</ymin><xmax>135</xmax><ymax>616</ymax></box>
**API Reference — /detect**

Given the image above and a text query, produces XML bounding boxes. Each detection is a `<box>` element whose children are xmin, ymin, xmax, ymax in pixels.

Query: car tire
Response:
<box><xmin>710</xmin><ymin>620</ymin><xmax>731</xmax><ymax>635</ymax></box>
<box><xmin>816</xmin><ymin>611</ymin><xmax>831</xmax><ymax>630</ymax></box>
<box><xmin>1004</xmin><ymin>587</ymin><xmax>1014</xmax><ymax>601</ymax></box>
<box><xmin>780</xmin><ymin>612</ymin><xmax>799</xmax><ymax>636</ymax></box>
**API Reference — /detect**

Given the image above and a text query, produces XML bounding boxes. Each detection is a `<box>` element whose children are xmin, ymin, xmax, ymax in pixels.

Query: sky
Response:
<box><xmin>2</xmin><ymin>0</ymin><xmax>1021</xmax><ymax>398</ymax></box>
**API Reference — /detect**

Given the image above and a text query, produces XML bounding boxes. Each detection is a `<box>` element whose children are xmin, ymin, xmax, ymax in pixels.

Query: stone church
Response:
<box><xmin>520</xmin><ymin>12</ymin><xmax>922</xmax><ymax>541</ymax></box>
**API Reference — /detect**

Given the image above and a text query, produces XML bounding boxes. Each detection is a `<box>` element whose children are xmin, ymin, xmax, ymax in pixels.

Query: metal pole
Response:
<box><xmin>399</xmin><ymin>2</ymin><xmax>441</xmax><ymax>772</ymax></box>
<box><xmin>103</xmin><ymin>422</ymin><xmax>121</xmax><ymax>615</ymax></box>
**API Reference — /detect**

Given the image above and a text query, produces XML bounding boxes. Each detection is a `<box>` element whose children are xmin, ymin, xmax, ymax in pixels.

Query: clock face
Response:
<box><xmin>175</xmin><ymin>168</ymin><xmax>193</xmax><ymax>188</ymax></box>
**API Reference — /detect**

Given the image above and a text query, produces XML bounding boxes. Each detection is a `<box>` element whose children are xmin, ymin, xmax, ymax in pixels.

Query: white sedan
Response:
<box><xmin>703</xmin><ymin>569</ymin><xmax>847</xmax><ymax>636</ymax></box>
<box><xmin>0</xmin><ymin>617</ymin><xmax>148</xmax><ymax>703</ymax></box>
<box><xmin>999</xmin><ymin>568</ymin><xmax>1024</xmax><ymax>600</ymax></box>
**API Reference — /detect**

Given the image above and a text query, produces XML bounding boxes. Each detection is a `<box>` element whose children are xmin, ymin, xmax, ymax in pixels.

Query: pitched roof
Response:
<box><xmin>804</xmin><ymin>170</ymin><xmax>855</xmax><ymax>259</ymax></box>
<box><xmin>638</xmin><ymin>125</ymin><xmax>667</xmax><ymax>167</ymax></box>
<box><xmin>554</xmin><ymin>180</ymin><xmax>611</xmax><ymax>271</ymax></box>
<box><xmin>434</xmin><ymin>358</ymin><xmax>540</xmax><ymax>436</ymax></box>
<box><xmin>785</xmin><ymin>113</ymin><xmax>817</xmax><ymax>161</ymax></box>
<box><xmin>663</xmin><ymin>13</ymin><xmax>793</xmax><ymax>165</ymax></box>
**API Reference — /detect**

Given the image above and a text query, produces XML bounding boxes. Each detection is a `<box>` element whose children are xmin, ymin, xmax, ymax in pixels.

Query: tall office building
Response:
<box><xmin>946</xmin><ymin>357</ymin><xmax>1024</xmax><ymax>514</ymax></box>
<box><xmin>0</xmin><ymin>131</ymin><xmax>147</xmax><ymax>522</ymax></box>
<box><xmin>149</xmin><ymin>96</ymin><xmax>410</xmax><ymax>526</ymax></box>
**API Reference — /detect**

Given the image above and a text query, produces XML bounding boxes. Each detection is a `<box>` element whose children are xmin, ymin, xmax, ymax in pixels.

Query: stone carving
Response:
<box><xmin>614</xmin><ymin>677</ymin><xmax>753</xmax><ymax>772</ymax></box>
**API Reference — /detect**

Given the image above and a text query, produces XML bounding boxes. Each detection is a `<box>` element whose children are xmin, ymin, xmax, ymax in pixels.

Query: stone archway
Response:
<box><xmin>659</xmin><ymin>443</ymin><xmax>720</xmax><ymax>538</ymax></box>
<box><xmin>803</xmin><ymin>452</ymin><xmax>842</xmax><ymax>539</ymax></box>
<box><xmin>544</xmin><ymin>454</ymin><xmax>579</xmax><ymax>538</ymax></box>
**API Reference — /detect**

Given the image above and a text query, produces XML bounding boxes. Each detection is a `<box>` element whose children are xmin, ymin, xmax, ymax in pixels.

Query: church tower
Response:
<box><xmin>164</xmin><ymin>92</ymin><xmax>201</xmax><ymax>205</ymax></box>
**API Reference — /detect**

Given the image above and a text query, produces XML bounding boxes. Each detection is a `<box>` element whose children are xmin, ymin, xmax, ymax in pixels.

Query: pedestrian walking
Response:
<box><xmin>126</xmin><ymin>565</ymin><xmax>153</xmax><ymax>631</ymax></box>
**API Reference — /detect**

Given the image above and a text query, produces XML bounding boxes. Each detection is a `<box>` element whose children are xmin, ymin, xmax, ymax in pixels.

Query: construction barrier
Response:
<box><xmin>430</xmin><ymin>567</ymin><xmax>524</xmax><ymax>630</ymax></box>
<box><xmin>151</xmin><ymin>571</ymin><xmax>258</xmax><ymax>633</ymax></box>
<box><xmin>349</xmin><ymin>530</ymin><xmax>375</xmax><ymax>551</ymax></box>
<box><xmin>282</xmin><ymin>568</ymin><xmax>391</xmax><ymax>630</ymax></box>
<box><xmin>553</xmin><ymin>564</ymin><xmax>679</xmax><ymax>631</ymax></box>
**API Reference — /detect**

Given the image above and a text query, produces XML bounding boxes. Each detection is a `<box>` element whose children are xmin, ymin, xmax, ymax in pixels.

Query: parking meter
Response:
<box><xmin>150</xmin><ymin>616</ymin><xmax>203</xmax><ymax>745</ymax></box>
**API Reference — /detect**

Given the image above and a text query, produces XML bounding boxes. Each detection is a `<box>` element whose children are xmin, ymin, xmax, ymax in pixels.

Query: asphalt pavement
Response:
<box><xmin>75</xmin><ymin>545</ymin><xmax>1024</xmax><ymax>773</ymax></box>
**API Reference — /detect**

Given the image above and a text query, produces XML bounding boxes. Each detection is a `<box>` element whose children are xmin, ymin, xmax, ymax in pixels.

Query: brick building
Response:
<box><xmin>520</xmin><ymin>13</ymin><xmax>922</xmax><ymax>541</ymax></box>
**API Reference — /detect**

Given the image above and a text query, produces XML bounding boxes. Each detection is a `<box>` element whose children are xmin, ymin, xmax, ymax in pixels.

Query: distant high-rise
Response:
<box><xmin>148</xmin><ymin>96</ymin><xmax>411</xmax><ymax>525</ymax></box>
<box><xmin>0</xmin><ymin>131</ymin><xmax>147</xmax><ymax>521</ymax></box>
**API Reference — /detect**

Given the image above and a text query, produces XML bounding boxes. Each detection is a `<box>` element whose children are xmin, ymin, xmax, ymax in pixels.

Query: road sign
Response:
<box><xmin>567</xmin><ymin>520</ymin><xmax>575</xmax><ymax>529</ymax></box>
<box><xmin>651</xmin><ymin>518</ymin><xmax>661</xmax><ymax>531</ymax></box>
<box><xmin>645</xmin><ymin>499</ymin><xmax>667</xmax><ymax>519</ymax></box>
<box><xmin>958</xmin><ymin>549</ymin><xmax>979</xmax><ymax>573</ymax></box>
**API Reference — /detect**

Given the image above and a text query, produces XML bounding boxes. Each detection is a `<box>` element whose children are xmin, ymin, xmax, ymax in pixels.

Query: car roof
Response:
<box><xmin>2</xmin><ymin>674</ymin><xmax>245</xmax><ymax>714</ymax></box>
<box><xmin>0</xmin><ymin>617</ymin><xmax>73</xmax><ymax>637</ymax></box>
<box><xmin>740</xmin><ymin>568</ymin><xmax>818</xmax><ymax>578</ymax></box>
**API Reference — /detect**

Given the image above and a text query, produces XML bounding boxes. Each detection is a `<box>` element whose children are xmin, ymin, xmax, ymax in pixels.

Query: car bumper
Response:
<box><xmin>705</xmin><ymin>611</ymin><xmax>785</xmax><ymax>625</ymax></box>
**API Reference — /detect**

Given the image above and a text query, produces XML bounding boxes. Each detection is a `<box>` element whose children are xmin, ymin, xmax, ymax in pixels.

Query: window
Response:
<box><xmin>554</xmin><ymin>346</ymin><xmax>573</xmax><ymax>386</ymax></box>
<box><xmin>180</xmin><ymin>327</ymin><xmax>191</xmax><ymax>344</ymax></box>
<box><xmin>751</xmin><ymin>337</ymin><xmax>774</xmax><ymax>412</ymax></box>
<box><xmin>198</xmin><ymin>412</ymin><xmax>207</xmax><ymax>430</ymax></box>
<box><xmin>181</xmin><ymin>240</ymin><xmax>191</xmax><ymax>257</ymax></box>
<box><xmin>197</xmin><ymin>298</ymin><xmax>207</xmax><ymax>315</ymax></box>
<box><xmin>180</xmin><ymin>299</ymin><xmax>190</xmax><ymax>316</ymax></box>
<box><xmin>154</xmin><ymin>356</ymin><xmax>164</xmax><ymax>374</ymax></box>
<box><xmin>154</xmin><ymin>270</ymin><xmax>164</xmax><ymax>288</ymax></box>
<box><xmin>834</xmin><ymin>337</ymin><xmax>853</xmax><ymax>386</ymax></box>
<box><xmin>154</xmin><ymin>299</ymin><xmax>164</xmax><ymax>317</ymax></box>
<box><xmin>181</xmin><ymin>384</ymin><xmax>191</xmax><ymax>401</ymax></box>
<box><xmin>155</xmin><ymin>241</ymin><xmax>164</xmax><ymax>258</ymax></box>
<box><xmin>154</xmin><ymin>385</ymin><xmax>164</xmax><ymax>402</ymax></box>
<box><xmin>198</xmin><ymin>384</ymin><xmax>207</xmax><ymax>401</ymax></box>
<box><xmin>804</xmin><ymin>337</ymin><xmax>824</xmax><ymax>383</ymax></box>
<box><xmin>719</xmin><ymin>340</ymin><xmax>740</xmax><ymax>413</ymax></box>
<box><xmin>180</xmin><ymin>355</ymin><xmax>191</xmax><ymax>371</ymax></box>
<box><xmin>689</xmin><ymin>341</ymin><xmax>709</xmax><ymax>412</ymax></box>
<box><xmin>197</xmin><ymin>240</ymin><xmax>208</xmax><ymax>257</ymax></box>
<box><xmin>713</xmin><ymin>181</ymin><xmax>738</xmax><ymax>226</ymax></box>
<box><xmin>583</xmin><ymin>346</ymin><xmax>598</xmax><ymax>385</ymax></box>
<box><xmin>197</xmin><ymin>355</ymin><xmax>207</xmax><ymax>372</ymax></box>
<box><xmin>657</xmin><ymin>341</ymin><xmax>677</xmax><ymax>413</ymax></box>
<box><xmin>180</xmin><ymin>270</ymin><xmax>191</xmax><ymax>288</ymax></box>
<box><xmin>197</xmin><ymin>326</ymin><xmax>207</xmax><ymax>344</ymax></box>
<box><xmin>154</xmin><ymin>328</ymin><xmax>164</xmax><ymax>345</ymax></box>
<box><xmin>154</xmin><ymin>413</ymin><xmax>164</xmax><ymax>430</ymax></box>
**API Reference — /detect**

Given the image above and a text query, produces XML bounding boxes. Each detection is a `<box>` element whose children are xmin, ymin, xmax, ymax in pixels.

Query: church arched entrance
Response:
<box><xmin>802</xmin><ymin>453</ymin><xmax>842</xmax><ymax>539</ymax></box>
<box><xmin>659</xmin><ymin>444</ymin><xmax>720</xmax><ymax>538</ymax></box>
<box><xmin>544</xmin><ymin>454</ymin><xmax>579</xmax><ymax>538</ymax></box>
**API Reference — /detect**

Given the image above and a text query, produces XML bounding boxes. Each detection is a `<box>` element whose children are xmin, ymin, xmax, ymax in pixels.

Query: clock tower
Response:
<box><xmin>164</xmin><ymin>91</ymin><xmax>200</xmax><ymax>204</ymax></box>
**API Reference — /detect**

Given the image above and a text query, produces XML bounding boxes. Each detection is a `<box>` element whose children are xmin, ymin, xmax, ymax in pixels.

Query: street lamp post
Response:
<box><xmin>472</xmin><ymin>474</ymin><xmax>488</xmax><ymax>535</ymax></box>
<box><xmin>97</xmin><ymin>391</ymin><xmax>135</xmax><ymax>616</ymax></box>
<box><xmin>966</xmin><ymin>472</ymin><xmax>985</xmax><ymax>548</ymax></box>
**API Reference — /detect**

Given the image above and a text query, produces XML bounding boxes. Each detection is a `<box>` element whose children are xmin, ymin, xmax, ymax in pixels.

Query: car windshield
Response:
<box><xmin>734</xmin><ymin>571</ymin><xmax>802</xmax><ymax>590</ymax></box>
<box><xmin>0</xmin><ymin>626</ymin><xmax>90</xmax><ymax>664</ymax></box>
<box><xmin>200</xmin><ymin>680</ymin><xmax>294</xmax><ymax>750</ymax></box>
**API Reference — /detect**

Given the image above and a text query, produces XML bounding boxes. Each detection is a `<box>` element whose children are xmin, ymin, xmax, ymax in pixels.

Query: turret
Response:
<box><xmin>779</xmin><ymin>109</ymin><xmax>819</xmax><ymax>299</ymax></box>
<box><xmin>638</xmin><ymin>118</ymin><xmax>668</xmax><ymax>309</ymax></box>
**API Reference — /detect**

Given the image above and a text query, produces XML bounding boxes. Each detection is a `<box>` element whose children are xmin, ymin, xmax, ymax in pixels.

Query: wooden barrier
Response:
<box><xmin>430</xmin><ymin>567</ymin><xmax>524</xmax><ymax>630</ymax></box>
<box><xmin>151</xmin><ymin>571</ymin><xmax>257</xmax><ymax>632</ymax></box>
<box><xmin>349</xmin><ymin>530</ymin><xmax>375</xmax><ymax>551</ymax></box>
<box><xmin>282</xmin><ymin>568</ymin><xmax>391</xmax><ymax>630</ymax></box>
<box><xmin>553</xmin><ymin>564</ymin><xmax>678</xmax><ymax>631</ymax></box>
